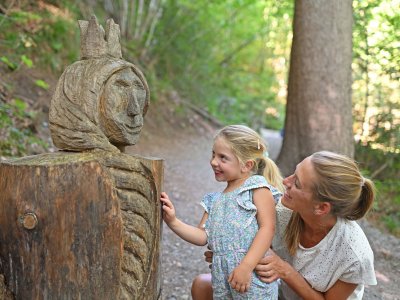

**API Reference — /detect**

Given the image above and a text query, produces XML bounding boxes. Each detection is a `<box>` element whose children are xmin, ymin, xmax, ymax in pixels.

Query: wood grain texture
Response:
<box><xmin>0</xmin><ymin>152</ymin><xmax>163</xmax><ymax>299</ymax></box>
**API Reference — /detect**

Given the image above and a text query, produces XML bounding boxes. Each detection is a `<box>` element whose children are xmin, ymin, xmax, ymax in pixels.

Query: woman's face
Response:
<box><xmin>281</xmin><ymin>156</ymin><xmax>317</xmax><ymax>214</ymax></box>
<box><xmin>100</xmin><ymin>67</ymin><xmax>147</xmax><ymax>146</ymax></box>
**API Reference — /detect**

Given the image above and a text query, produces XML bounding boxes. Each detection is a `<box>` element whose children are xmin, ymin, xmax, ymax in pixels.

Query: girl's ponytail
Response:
<box><xmin>262</xmin><ymin>157</ymin><xmax>284</xmax><ymax>193</ymax></box>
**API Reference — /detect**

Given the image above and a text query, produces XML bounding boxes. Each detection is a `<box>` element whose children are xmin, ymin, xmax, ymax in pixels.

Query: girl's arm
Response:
<box><xmin>255</xmin><ymin>251</ymin><xmax>358</xmax><ymax>300</ymax></box>
<box><xmin>160</xmin><ymin>192</ymin><xmax>208</xmax><ymax>246</ymax></box>
<box><xmin>228</xmin><ymin>188</ymin><xmax>276</xmax><ymax>292</ymax></box>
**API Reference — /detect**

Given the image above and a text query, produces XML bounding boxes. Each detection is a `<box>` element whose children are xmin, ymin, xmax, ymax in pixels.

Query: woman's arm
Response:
<box><xmin>255</xmin><ymin>251</ymin><xmax>357</xmax><ymax>300</ymax></box>
<box><xmin>160</xmin><ymin>192</ymin><xmax>208</xmax><ymax>246</ymax></box>
<box><xmin>324</xmin><ymin>280</ymin><xmax>358</xmax><ymax>300</ymax></box>
<box><xmin>228</xmin><ymin>188</ymin><xmax>276</xmax><ymax>292</ymax></box>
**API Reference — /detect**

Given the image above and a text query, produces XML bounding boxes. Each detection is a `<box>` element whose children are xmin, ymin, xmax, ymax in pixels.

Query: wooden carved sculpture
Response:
<box><xmin>0</xmin><ymin>16</ymin><xmax>163</xmax><ymax>299</ymax></box>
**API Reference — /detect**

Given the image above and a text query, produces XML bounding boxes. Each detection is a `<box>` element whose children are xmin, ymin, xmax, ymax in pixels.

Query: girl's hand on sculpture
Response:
<box><xmin>160</xmin><ymin>192</ymin><xmax>177</xmax><ymax>225</ymax></box>
<box><xmin>255</xmin><ymin>249</ymin><xmax>289</xmax><ymax>283</ymax></box>
<box><xmin>161</xmin><ymin>193</ymin><xmax>208</xmax><ymax>246</ymax></box>
<box><xmin>228</xmin><ymin>263</ymin><xmax>252</xmax><ymax>293</ymax></box>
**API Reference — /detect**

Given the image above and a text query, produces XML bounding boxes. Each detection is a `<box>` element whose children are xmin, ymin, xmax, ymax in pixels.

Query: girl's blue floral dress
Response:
<box><xmin>201</xmin><ymin>175</ymin><xmax>282</xmax><ymax>300</ymax></box>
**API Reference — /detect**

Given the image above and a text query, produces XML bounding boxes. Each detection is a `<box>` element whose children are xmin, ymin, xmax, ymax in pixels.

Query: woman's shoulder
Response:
<box><xmin>314</xmin><ymin>218</ymin><xmax>375</xmax><ymax>274</ymax></box>
<box><xmin>335</xmin><ymin>219</ymin><xmax>374</xmax><ymax>258</ymax></box>
<box><xmin>328</xmin><ymin>219</ymin><xmax>377</xmax><ymax>286</ymax></box>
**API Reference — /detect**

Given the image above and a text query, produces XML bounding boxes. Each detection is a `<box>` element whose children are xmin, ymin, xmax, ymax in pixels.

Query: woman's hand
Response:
<box><xmin>204</xmin><ymin>249</ymin><xmax>213</xmax><ymax>267</ymax></box>
<box><xmin>228</xmin><ymin>263</ymin><xmax>252</xmax><ymax>293</ymax></box>
<box><xmin>255</xmin><ymin>249</ymin><xmax>289</xmax><ymax>283</ymax></box>
<box><xmin>160</xmin><ymin>192</ymin><xmax>177</xmax><ymax>225</ymax></box>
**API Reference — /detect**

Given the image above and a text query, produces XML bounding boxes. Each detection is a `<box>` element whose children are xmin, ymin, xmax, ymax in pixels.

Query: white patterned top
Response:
<box><xmin>272</xmin><ymin>200</ymin><xmax>377</xmax><ymax>300</ymax></box>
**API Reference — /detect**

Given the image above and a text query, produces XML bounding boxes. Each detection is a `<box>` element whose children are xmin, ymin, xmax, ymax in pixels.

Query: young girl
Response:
<box><xmin>160</xmin><ymin>125</ymin><xmax>283</xmax><ymax>299</ymax></box>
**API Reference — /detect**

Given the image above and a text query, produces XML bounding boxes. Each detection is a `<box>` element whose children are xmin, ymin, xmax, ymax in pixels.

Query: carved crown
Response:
<box><xmin>78</xmin><ymin>16</ymin><xmax>122</xmax><ymax>59</ymax></box>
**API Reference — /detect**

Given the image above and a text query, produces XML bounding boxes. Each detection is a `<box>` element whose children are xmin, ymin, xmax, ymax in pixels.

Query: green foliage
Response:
<box><xmin>0</xmin><ymin>99</ymin><xmax>48</xmax><ymax>157</ymax></box>
<box><xmin>146</xmin><ymin>0</ymin><xmax>292</xmax><ymax>130</ymax></box>
<box><xmin>355</xmin><ymin>143</ymin><xmax>400</xmax><ymax>236</ymax></box>
<box><xmin>21</xmin><ymin>55</ymin><xmax>33</xmax><ymax>68</ymax></box>
<box><xmin>0</xmin><ymin>7</ymin><xmax>79</xmax><ymax>72</ymax></box>
<box><xmin>34</xmin><ymin>79</ymin><xmax>49</xmax><ymax>90</ymax></box>
<box><xmin>351</xmin><ymin>1</ymin><xmax>399</xmax><ymax>235</ymax></box>
<box><xmin>1</xmin><ymin>54</ymin><xmax>34</xmax><ymax>70</ymax></box>
<box><xmin>352</xmin><ymin>0</ymin><xmax>399</xmax><ymax>152</ymax></box>
<box><xmin>0</xmin><ymin>56</ymin><xmax>18</xmax><ymax>70</ymax></box>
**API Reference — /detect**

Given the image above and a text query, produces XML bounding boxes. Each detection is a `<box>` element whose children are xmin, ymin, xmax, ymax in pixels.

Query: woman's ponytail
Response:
<box><xmin>310</xmin><ymin>151</ymin><xmax>376</xmax><ymax>221</ymax></box>
<box><xmin>347</xmin><ymin>178</ymin><xmax>375</xmax><ymax>220</ymax></box>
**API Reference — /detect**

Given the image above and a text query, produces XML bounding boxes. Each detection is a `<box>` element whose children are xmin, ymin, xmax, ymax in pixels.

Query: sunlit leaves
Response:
<box><xmin>352</xmin><ymin>0</ymin><xmax>399</xmax><ymax>152</ymax></box>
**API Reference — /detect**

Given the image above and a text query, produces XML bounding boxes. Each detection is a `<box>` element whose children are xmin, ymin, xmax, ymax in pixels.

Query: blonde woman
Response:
<box><xmin>192</xmin><ymin>151</ymin><xmax>377</xmax><ymax>300</ymax></box>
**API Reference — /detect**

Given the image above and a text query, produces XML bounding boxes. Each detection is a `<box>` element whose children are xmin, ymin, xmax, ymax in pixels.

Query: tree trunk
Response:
<box><xmin>277</xmin><ymin>0</ymin><xmax>354</xmax><ymax>175</ymax></box>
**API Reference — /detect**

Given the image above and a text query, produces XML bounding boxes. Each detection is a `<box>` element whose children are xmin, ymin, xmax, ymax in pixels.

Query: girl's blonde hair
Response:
<box><xmin>285</xmin><ymin>151</ymin><xmax>375</xmax><ymax>255</ymax></box>
<box><xmin>215</xmin><ymin>125</ymin><xmax>284</xmax><ymax>192</ymax></box>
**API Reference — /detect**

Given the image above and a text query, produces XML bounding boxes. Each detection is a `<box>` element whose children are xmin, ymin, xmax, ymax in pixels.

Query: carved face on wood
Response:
<box><xmin>99</xmin><ymin>68</ymin><xmax>147</xmax><ymax>146</ymax></box>
<box><xmin>50</xmin><ymin>57</ymin><xmax>149</xmax><ymax>152</ymax></box>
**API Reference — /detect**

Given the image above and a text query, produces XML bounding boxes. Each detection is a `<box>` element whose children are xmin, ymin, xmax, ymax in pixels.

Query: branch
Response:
<box><xmin>370</xmin><ymin>162</ymin><xmax>389</xmax><ymax>179</ymax></box>
<box><xmin>177</xmin><ymin>99</ymin><xmax>223</xmax><ymax>128</ymax></box>
<box><xmin>0</xmin><ymin>0</ymin><xmax>16</xmax><ymax>28</ymax></box>
<box><xmin>218</xmin><ymin>33</ymin><xmax>260</xmax><ymax>66</ymax></box>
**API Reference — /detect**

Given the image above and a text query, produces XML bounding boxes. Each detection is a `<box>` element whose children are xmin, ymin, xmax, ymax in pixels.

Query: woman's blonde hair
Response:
<box><xmin>215</xmin><ymin>125</ymin><xmax>284</xmax><ymax>192</ymax></box>
<box><xmin>285</xmin><ymin>151</ymin><xmax>375</xmax><ymax>255</ymax></box>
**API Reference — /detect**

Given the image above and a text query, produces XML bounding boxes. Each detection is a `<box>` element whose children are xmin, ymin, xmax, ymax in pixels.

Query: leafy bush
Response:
<box><xmin>0</xmin><ymin>99</ymin><xmax>48</xmax><ymax>157</ymax></box>
<box><xmin>0</xmin><ymin>8</ymin><xmax>79</xmax><ymax>73</ymax></box>
<box><xmin>355</xmin><ymin>143</ymin><xmax>400</xmax><ymax>237</ymax></box>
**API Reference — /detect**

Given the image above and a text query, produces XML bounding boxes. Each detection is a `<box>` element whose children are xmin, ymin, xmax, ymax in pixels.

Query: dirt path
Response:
<box><xmin>131</xmin><ymin>123</ymin><xmax>400</xmax><ymax>300</ymax></box>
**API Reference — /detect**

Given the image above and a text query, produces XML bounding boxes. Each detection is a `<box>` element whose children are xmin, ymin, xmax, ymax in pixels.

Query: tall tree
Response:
<box><xmin>277</xmin><ymin>0</ymin><xmax>354</xmax><ymax>175</ymax></box>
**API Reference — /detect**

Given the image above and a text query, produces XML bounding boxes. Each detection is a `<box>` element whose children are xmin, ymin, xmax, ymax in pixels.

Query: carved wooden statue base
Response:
<box><xmin>0</xmin><ymin>152</ymin><xmax>163</xmax><ymax>299</ymax></box>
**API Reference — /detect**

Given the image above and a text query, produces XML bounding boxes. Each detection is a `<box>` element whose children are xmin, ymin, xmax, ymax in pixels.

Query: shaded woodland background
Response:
<box><xmin>0</xmin><ymin>0</ymin><xmax>399</xmax><ymax>236</ymax></box>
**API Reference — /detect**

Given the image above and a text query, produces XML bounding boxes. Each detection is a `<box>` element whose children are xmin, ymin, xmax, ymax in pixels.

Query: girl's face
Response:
<box><xmin>210</xmin><ymin>137</ymin><xmax>244</xmax><ymax>184</ymax></box>
<box><xmin>281</xmin><ymin>156</ymin><xmax>317</xmax><ymax>214</ymax></box>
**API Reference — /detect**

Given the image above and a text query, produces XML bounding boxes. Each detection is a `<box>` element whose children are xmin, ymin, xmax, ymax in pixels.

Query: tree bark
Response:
<box><xmin>277</xmin><ymin>0</ymin><xmax>354</xmax><ymax>175</ymax></box>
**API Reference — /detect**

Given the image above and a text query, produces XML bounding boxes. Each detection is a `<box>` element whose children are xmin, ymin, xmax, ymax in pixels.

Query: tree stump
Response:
<box><xmin>0</xmin><ymin>152</ymin><xmax>163</xmax><ymax>299</ymax></box>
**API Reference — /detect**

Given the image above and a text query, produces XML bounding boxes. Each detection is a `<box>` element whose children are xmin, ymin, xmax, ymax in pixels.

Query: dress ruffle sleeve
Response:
<box><xmin>200</xmin><ymin>192</ymin><xmax>220</xmax><ymax>236</ymax></box>
<box><xmin>200</xmin><ymin>192</ymin><xmax>220</xmax><ymax>214</ymax></box>
<box><xmin>236</xmin><ymin>175</ymin><xmax>281</xmax><ymax>228</ymax></box>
